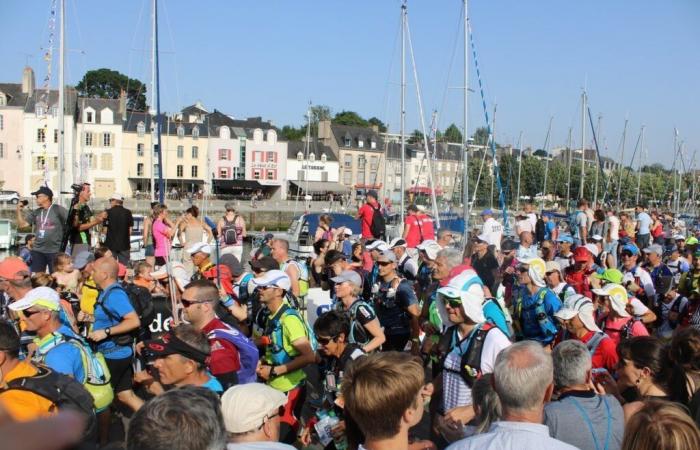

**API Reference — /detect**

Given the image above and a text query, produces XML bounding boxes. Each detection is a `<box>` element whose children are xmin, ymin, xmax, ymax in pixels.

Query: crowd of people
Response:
<box><xmin>1</xmin><ymin>183</ymin><xmax>700</xmax><ymax>450</ymax></box>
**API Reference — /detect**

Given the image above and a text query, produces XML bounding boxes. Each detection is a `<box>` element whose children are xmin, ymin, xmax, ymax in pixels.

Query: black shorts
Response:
<box><xmin>105</xmin><ymin>356</ymin><xmax>134</xmax><ymax>393</ymax></box>
<box><xmin>155</xmin><ymin>256</ymin><xmax>167</xmax><ymax>266</ymax></box>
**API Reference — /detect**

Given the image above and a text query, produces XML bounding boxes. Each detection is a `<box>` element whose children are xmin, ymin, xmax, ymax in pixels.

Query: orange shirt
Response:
<box><xmin>0</xmin><ymin>361</ymin><xmax>55</xmax><ymax>422</ymax></box>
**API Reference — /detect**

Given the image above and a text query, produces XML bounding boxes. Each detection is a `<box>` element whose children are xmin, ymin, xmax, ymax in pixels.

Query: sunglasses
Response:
<box><xmin>22</xmin><ymin>309</ymin><xmax>42</xmax><ymax>318</ymax></box>
<box><xmin>259</xmin><ymin>406</ymin><xmax>285</xmax><ymax>429</ymax></box>
<box><xmin>317</xmin><ymin>335</ymin><xmax>337</xmax><ymax>345</ymax></box>
<box><xmin>620</xmin><ymin>252</ymin><xmax>634</xmax><ymax>258</ymax></box>
<box><xmin>180</xmin><ymin>298</ymin><xmax>210</xmax><ymax>308</ymax></box>
<box><xmin>377</xmin><ymin>261</ymin><xmax>394</xmax><ymax>266</ymax></box>
<box><xmin>517</xmin><ymin>267</ymin><xmax>529</xmax><ymax>273</ymax></box>
<box><xmin>441</xmin><ymin>296</ymin><xmax>463</xmax><ymax>308</ymax></box>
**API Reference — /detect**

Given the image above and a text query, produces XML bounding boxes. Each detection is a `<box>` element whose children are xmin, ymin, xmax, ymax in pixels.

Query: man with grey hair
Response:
<box><xmin>433</xmin><ymin>248</ymin><xmax>464</xmax><ymax>282</ymax></box>
<box><xmin>447</xmin><ymin>341</ymin><xmax>576</xmax><ymax>449</ymax></box>
<box><xmin>127</xmin><ymin>386</ymin><xmax>227</xmax><ymax>450</ymax></box>
<box><xmin>437</xmin><ymin>228</ymin><xmax>456</xmax><ymax>248</ymax></box>
<box><xmin>544</xmin><ymin>340</ymin><xmax>624</xmax><ymax>450</ymax></box>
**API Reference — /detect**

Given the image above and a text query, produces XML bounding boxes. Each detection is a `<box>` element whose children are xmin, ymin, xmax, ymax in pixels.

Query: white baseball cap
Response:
<box><xmin>252</xmin><ymin>269</ymin><xmax>291</xmax><ymax>291</ymax></box>
<box><xmin>221</xmin><ymin>383</ymin><xmax>287</xmax><ymax>433</ymax></box>
<box><xmin>366</xmin><ymin>240</ymin><xmax>388</xmax><ymax>251</ymax></box>
<box><xmin>592</xmin><ymin>283</ymin><xmax>630</xmax><ymax>317</ymax></box>
<box><xmin>150</xmin><ymin>262</ymin><xmax>190</xmax><ymax>291</ymax></box>
<box><xmin>9</xmin><ymin>287</ymin><xmax>61</xmax><ymax>312</ymax></box>
<box><xmin>110</xmin><ymin>192</ymin><xmax>124</xmax><ymax>201</ymax></box>
<box><xmin>554</xmin><ymin>294</ymin><xmax>602</xmax><ymax>333</ymax></box>
<box><xmin>417</xmin><ymin>239</ymin><xmax>442</xmax><ymax>260</ymax></box>
<box><xmin>187</xmin><ymin>242</ymin><xmax>212</xmax><ymax>255</ymax></box>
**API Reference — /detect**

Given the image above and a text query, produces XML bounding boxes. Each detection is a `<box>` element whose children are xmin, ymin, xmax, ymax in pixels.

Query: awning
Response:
<box><xmin>212</xmin><ymin>179</ymin><xmax>264</xmax><ymax>190</ymax></box>
<box><xmin>409</xmin><ymin>186</ymin><xmax>444</xmax><ymax>195</ymax></box>
<box><xmin>289</xmin><ymin>180</ymin><xmax>350</xmax><ymax>194</ymax></box>
<box><xmin>128</xmin><ymin>177</ymin><xmax>204</xmax><ymax>184</ymax></box>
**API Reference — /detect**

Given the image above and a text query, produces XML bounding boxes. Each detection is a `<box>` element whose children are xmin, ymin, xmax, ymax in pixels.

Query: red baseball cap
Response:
<box><xmin>573</xmin><ymin>246</ymin><xmax>591</xmax><ymax>263</ymax></box>
<box><xmin>0</xmin><ymin>257</ymin><xmax>30</xmax><ymax>281</ymax></box>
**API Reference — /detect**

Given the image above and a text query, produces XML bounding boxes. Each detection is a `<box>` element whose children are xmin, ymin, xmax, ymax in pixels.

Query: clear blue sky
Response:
<box><xmin>2</xmin><ymin>0</ymin><xmax>698</xmax><ymax>168</ymax></box>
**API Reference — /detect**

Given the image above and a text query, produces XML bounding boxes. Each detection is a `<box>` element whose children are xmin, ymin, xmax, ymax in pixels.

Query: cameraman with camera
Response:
<box><xmin>69</xmin><ymin>183</ymin><xmax>106</xmax><ymax>255</ymax></box>
<box><xmin>16</xmin><ymin>186</ymin><xmax>68</xmax><ymax>273</ymax></box>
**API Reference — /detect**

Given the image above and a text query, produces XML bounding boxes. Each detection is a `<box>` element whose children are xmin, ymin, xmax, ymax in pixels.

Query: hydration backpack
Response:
<box><xmin>369</xmin><ymin>204</ymin><xmax>386</xmax><ymax>239</ymax></box>
<box><xmin>442</xmin><ymin>323</ymin><xmax>496</xmax><ymax>387</ymax></box>
<box><xmin>222</xmin><ymin>216</ymin><xmax>239</xmax><ymax>246</ymax></box>
<box><xmin>1</xmin><ymin>365</ymin><xmax>97</xmax><ymax>445</ymax></box>
<box><xmin>264</xmin><ymin>304</ymin><xmax>317</xmax><ymax>366</ymax></box>
<box><xmin>97</xmin><ymin>283</ymin><xmax>154</xmax><ymax>345</ymax></box>
<box><xmin>207</xmin><ymin>327</ymin><xmax>259</xmax><ymax>384</ymax></box>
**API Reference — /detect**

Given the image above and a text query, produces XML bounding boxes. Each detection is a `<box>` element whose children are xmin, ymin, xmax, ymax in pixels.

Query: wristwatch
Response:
<box><xmin>105</xmin><ymin>327</ymin><xmax>112</xmax><ymax>337</ymax></box>
<box><xmin>270</xmin><ymin>365</ymin><xmax>279</xmax><ymax>377</ymax></box>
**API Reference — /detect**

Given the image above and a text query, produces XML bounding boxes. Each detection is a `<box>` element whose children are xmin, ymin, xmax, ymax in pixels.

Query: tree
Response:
<box><xmin>333</xmin><ymin>111</ymin><xmax>368</xmax><ymax>128</ymax></box>
<box><xmin>443</xmin><ymin>123</ymin><xmax>463</xmax><ymax>143</ymax></box>
<box><xmin>310</xmin><ymin>105</ymin><xmax>332</xmax><ymax>124</ymax></box>
<box><xmin>280</xmin><ymin>125</ymin><xmax>305</xmax><ymax>141</ymax></box>
<box><xmin>533</xmin><ymin>149</ymin><xmax>548</xmax><ymax>157</ymax></box>
<box><xmin>367</xmin><ymin>117</ymin><xmax>387</xmax><ymax>132</ymax></box>
<box><xmin>408</xmin><ymin>129</ymin><xmax>424</xmax><ymax>144</ymax></box>
<box><xmin>76</xmin><ymin>68</ymin><xmax>147</xmax><ymax>111</ymax></box>
<box><xmin>471</xmin><ymin>127</ymin><xmax>489</xmax><ymax>146</ymax></box>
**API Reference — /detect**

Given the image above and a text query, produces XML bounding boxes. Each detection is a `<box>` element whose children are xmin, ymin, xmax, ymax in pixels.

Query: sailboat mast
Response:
<box><xmin>516</xmin><ymin>131</ymin><xmax>523</xmax><ymax>211</ymax></box>
<box><xmin>565</xmin><ymin>127</ymin><xmax>573</xmax><ymax>210</ymax></box>
<box><xmin>593</xmin><ymin>114</ymin><xmax>601</xmax><ymax>207</ymax></box>
<box><xmin>149</xmin><ymin>0</ymin><xmax>156</xmax><ymax>201</ymax></box>
<box><xmin>636</xmin><ymin>126</ymin><xmax>645</xmax><ymax>204</ymax></box>
<box><xmin>673</xmin><ymin>129</ymin><xmax>679</xmax><ymax>213</ymax></box>
<box><xmin>400</xmin><ymin>0</ymin><xmax>406</xmax><ymax>228</ymax></box>
<box><xmin>462</xmin><ymin>0</ymin><xmax>470</xmax><ymax>238</ymax></box>
<box><xmin>490</xmin><ymin>104</ymin><xmax>496</xmax><ymax>209</ymax></box>
<box><xmin>154</xmin><ymin>0</ymin><xmax>164</xmax><ymax>204</ymax></box>
<box><xmin>579</xmin><ymin>90</ymin><xmax>586</xmax><ymax>199</ymax></box>
<box><xmin>57</xmin><ymin>0</ymin><xmax>65</xmax><ymax>201</ymax></box>
<box><xmin>616</xmin><ymin>119</ymin><xmax>628</xmax><ymax>209</ymax></box>
<box><xmin>541</xmin><ymin>116</ymin><xmax>553</xmax><ymax>210</ymax></box>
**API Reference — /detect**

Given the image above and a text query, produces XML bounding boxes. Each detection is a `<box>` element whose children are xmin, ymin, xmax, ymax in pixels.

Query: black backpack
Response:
<box><xmin>223</xmin><ymin>216</ymin><xmax>239</xmax><ymax>245</ymax></box>
<box><xmin>98</xmin><ymin>283</ymin><xmax>155</xmax><ymax>344</ymax></box>
<box><xmin>535</xmin><ymin>218</ymin><xmax>546</xmax><ymax>243</ymax></box>
<box><xmin>2</xmin><ymin>365</ymin><xmax>97</xmax><ymax>447</ymax></box>
<box><xmin>369</xmin><ymin>205</ymin><xmax>386</xmax><ymax>239</ymax></box>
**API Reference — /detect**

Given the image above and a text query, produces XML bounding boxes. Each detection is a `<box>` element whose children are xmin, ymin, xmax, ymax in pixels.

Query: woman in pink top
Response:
<box><xmin>593</xmin><ymin>283</ymin><xmax>649</xmax><ymax>345</ymax></box>
<box><xmin>152</xmin><ymin>204</ymin><xmax>180</xmax><ymax>266</ymax></box>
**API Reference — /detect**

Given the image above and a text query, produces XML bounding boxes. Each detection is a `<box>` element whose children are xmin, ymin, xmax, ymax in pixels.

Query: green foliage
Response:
<box><xmin>280</xmin><ymin>125</ymin><xmax>306</xmax><ymax>141</ymax></box>
<box><xmin>76</xmin><ymin>68</ymin><xmax>147</xmax><ymax>111</ymax></box>
<box><xmin>368</xmin><ymin>117</ymin><xmax>387</xmax><ymax>132</ymax></box>
<box><xmin>333</xmin><ymin>111</ymin><xmax>368</xmax><ymax>127</ymax></box>
<box><xmin>443</xmin><ymin>123</ymin><xmax>463</xmax><ymax>143</ymax></box>
<box><xmin>533</xmin><ymin>149</ymin><xmax>548</xmax><ymax>157</ymax></box>
<box><xmin>472</xmin><ymin>127</ymin><xmax>489</xmax><ymax>146</ymax></box>
<box><xmin>408</xmin><ymin>129</ymin><xmax>424</xmax><ymax>144</ymax></box>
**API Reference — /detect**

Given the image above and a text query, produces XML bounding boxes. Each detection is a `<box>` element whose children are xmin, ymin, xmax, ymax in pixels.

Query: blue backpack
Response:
<box><xmin>207</xmin><ymin>327</ymin><xmax>259</xmax><ymax>384</ymax></box>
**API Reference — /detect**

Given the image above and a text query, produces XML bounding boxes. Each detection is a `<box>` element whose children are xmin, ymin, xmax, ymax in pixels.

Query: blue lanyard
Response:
<box><xmin>569</xmin><ymin>396</ymin><xmax>611</xmax><ymax>450</ymax></box>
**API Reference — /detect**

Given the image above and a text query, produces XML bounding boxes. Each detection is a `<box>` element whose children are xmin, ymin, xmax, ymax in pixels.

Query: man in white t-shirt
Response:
<box><xmin>515</xmin><ymin>212</ymin><xmax>535</xmax><ymax>236</ymax></box>
<box><xmin>480</xmin><ymin>209</ymin><xmax>504</xmax><ymax>251</ymax></box>
<box><xmin>605</xmin><ymin>210</ymin><xmax>620</xmax><ymax>267</ymax></box>
<box><xmin>573</xmin><ymin>200</ymin><xmax>589</xmax><ymax>246</ymax></box>
<box><xmin>524</xmin><ymin>203</ymin><xmax>538</xmax><ymax>230</ymax></box>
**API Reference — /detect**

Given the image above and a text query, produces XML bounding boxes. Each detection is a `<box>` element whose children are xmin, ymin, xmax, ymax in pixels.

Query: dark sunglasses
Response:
<box><xmin>517</xmin><ymin>267</ymin><xmax>529</xmax><ymax>273</ymax></box>
<box><xmin>441</xmin><ymin>296</ymin><xmax>463</xmax><ymax>308</ymax></box>
<box><xmin>377</xmin><ymin>261</ymin><xmax>394</xmax><ymax>266</ymax></box>
<box><xmin>620</xmin><ymin>252</ymin><xmax>634</xmax><ymax>258</ymax></box>
<box><xmin>317</xmin><ymin>335</ymin><xmax>338</xmax><ymax>345</ymax></box>
<box><xmin>180</xmin><ymin>298</ymin><xmax>210</xmax><ymax>308</ymax></box>
<box><xmin>22</xmin><ymin>309</ymin><xmax>42</xmax><ymax>318</ymax></box>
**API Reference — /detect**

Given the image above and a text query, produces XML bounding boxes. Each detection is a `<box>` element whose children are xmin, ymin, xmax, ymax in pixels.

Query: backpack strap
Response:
<box><xmin>586</xmin><ymin>332</ymin><xmax>607</xmax><ymax>356</ymax></box>
<box><xmin>95</xmin><ymin>285</ymin><xmax>125</xmax><ymax>324</ymax></box>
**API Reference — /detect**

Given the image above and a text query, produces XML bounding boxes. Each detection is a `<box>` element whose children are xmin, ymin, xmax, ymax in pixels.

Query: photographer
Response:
<box><xmin>16</xmin><ymin>186</ymin><xmax>68</xmax><ymax>273</ymax></box>
<box><xmin>69</xmin><ymin>183</ymin><xmax>106</xmax><ymax>256</ymax></box>
<box><xmin>103</xmin><ymin>193</ymin><xmax>134</xmax><ymax>265</ymax></box>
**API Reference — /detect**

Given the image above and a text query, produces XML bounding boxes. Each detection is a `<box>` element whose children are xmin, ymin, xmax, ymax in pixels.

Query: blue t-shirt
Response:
<box><xmin>94</xmin><ymin>282</ymin><xmax>135</xmax><ymax>359</ymax></box>
<box><xmin>201</xmin><ymin>374</ymin><xmax>224</xmax><ymax>394</ymax></box>
<box><xmin>342</xmin><ymin>240</ymin><xmax>353</xmax><ymax>258</ymax></box>
<box><xmin>516</xmin><ymin>287</ymin><xmax>562</xmax><ymax>344</ymax></box>
<box><xmin>637</xmin><ymin>212</ymin><xmax>652</xmax><ymax>235</ymax></box>
<box><xmin>544</xmin><ymin>221</ymin><xmax>556</xmax><ymax>241</ymax></box>
<box><xmin>44</xmin><ymin>325</ymin><xmax>86</xmax><ymax>383</ymax></box>
<box><xmin>374</xmin><ymin>278</ymin><xmax>418</xmax><ymax>336</ymax></box>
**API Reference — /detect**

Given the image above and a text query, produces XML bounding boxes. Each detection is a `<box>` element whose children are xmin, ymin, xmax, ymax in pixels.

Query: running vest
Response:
<box><xmin>282</xmin><ymin>258</ymin><xmax>309</xmax><ymax>298</ymax></box>
<box><xmin>263</xmin><ymin>304</ymin><xmax>317</xmax><ymax>365</ymax></box>
<box><xmin>442</xmin><ymin>323</ymin><xmax>496</xmax><ymax>387</ymax></box>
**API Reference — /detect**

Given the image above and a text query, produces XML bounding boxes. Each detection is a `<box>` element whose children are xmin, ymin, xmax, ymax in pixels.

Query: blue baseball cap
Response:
<box><xmin>556</xmin><ymin>234</ymin><xmax>574</xmax><ymax>244</ymax></box>
<box><xmin>621</xmin><ymin>243</ymin><xmax>640</xmax><ymax>255</ymax></box>
<box><xmin>481</xmin><ymin>209</ymin><xmax>493</xmax><ymax>216</ymax></box>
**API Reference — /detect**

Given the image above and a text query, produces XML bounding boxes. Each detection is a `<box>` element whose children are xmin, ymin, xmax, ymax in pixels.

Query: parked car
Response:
<box><xmin>0</xmin><ymin>191</ymin><xmax>20</xmax><ymax>204</ymax></box>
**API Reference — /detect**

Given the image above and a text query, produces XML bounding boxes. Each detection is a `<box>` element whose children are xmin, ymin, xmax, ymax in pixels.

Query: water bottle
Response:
<box><xmin>314</xmin><ymin>411</ymin><xmax>334</xmax><ymax>447</ymax></box>
<box><xmin>328</xmin><ymin>411</ymin><xmax>348</xmax><ymax>450</ymax></box>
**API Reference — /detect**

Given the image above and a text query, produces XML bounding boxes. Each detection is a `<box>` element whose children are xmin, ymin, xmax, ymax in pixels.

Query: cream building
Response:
<box><xmin>0</xmin><ymin>67</ymin><xmax>33</xmax><ymax>194</ymax></box>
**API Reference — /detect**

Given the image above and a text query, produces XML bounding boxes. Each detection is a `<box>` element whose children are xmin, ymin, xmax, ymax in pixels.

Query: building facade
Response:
<box><xmin>0</xmin><ymin>67</ymin><xmax>32</xmax><ymax>193</ymax></box>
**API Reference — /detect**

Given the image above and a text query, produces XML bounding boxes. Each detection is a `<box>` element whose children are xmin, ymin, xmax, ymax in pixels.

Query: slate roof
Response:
<box><xmin>77</xmin><ymin>98</ymin><xmax>123</xmax><ymax>124</ymax></box>
<box><xmin>288</xmin><ymin>140</ymin><xmax>338</xmax><ymax>161</ymax></box>
<box><xmin>181</xmin><ymin>103</ymin><xmax>208</xmax><ymax>115</ymax></box>
<box><xmin>0</xmin><ymin>83</ymin><xmax>29</xmax><ymax>107</ymax></box>
<box><xmin>330</xmin><ymin>124</ymin><xmax>383</xmax><ymax>151</ymax></box>
<box><xmin>206</xmin><ymin>110</ymin><xmax>276</xmax><ymax>138</ymax></box>
<box><xmin>24</xmin><ymin>87</ymin><xmax>78</xmax><ymax>116</ymax></box>
<box><xmin>385</xmin><ymin>141</ymin><xmax>462</xmax><ymax>161</ymax></box>
<box><xmin>123</xmin><ymin>111</ymin><xmax>209</xmax><ymax>137</ymax></box>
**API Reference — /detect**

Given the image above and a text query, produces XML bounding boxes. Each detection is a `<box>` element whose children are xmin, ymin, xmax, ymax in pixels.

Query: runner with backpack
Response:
<box><xmin>331</xmin><ymin>270</ymin><xmax>385</xmax><ymax>353</ymax></box>
<box><xmin>357</xmin><ymin>190</ymin><xmax>385</xmax><ymax>240</ymax></box>
<box><xmin>217</xmin><ymin>203</ymin><xmax>246</xmax><ymax>262</ymax></box>
<box><xmin>592</xmin><ymin>283</ymin><xmax>650</xmax><ymax>345</ymax></box>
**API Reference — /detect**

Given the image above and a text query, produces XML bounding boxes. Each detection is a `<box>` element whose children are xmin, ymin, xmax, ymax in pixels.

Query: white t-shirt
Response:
<box><xmin>443</xmin><ymin>327</ymin><xmax>511</xmax><ymax>412</ymax></box>
<box><xmin>607</xmin><ymin>215</ymin><xmax>620</xmax><ymax>241</ymax></box>
<box><xmin>622</xmin><ymin>266</ymin><xmax>655</xmax><ymax>300</ymax></box>
<box><xmin>516</xmin><ymin>219</ymin><xmax>535</xmax><ymax>235</ymax></box>
<box><xmin>526</xmin><ymin>212</ymin><xmax>538</xmax><ymax>230</ymax></box>
<box><xmin>481</xmin><ymin>217</ymin><xmax>504</xmax><ymax>250</ymax></box>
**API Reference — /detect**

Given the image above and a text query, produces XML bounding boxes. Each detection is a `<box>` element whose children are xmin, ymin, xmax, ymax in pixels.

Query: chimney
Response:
<box><xmin>21</xmin><ymin>66</ymin><xmax>35</xmax><ymax>95</ymax></box>
<box><xmin>318</xmin><ymin>119</ymin><xmax>331</xmax><ymax>141</ymax></box>
<box><xmin>119</xmin><ymin>88</ymin><xmax>127</xmax><ymax>120</ymax></box>
<box><xmin>370</xmin><ymin>124</ymin><xmax>379</xmax><ymax>133</ymax></box>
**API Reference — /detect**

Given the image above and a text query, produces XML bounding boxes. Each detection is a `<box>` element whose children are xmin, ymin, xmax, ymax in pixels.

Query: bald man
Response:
<box><xmin>89</xmin><ymin>257</ymin><xmax>143</xmax><ymax>411</ymax></box>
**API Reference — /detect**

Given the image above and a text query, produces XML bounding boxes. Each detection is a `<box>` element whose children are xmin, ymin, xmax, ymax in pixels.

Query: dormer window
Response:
<box><xmin>321</xmin><ymin>153</ymin><xmax>327</xmax><ymax>162</ymax></box>
<box><xmin>192</xmin><ymin>126</ymin><xmax>200</xmax><ymax>139</ymax></box>
<box><xmin>309</xmin><ymin>153</ymin><xmax>316</xmax><ymax>162</ymax></box>
<box><xmin>297</xmin><ymin>151</ymin><xmax>303</xmax><ymax>161</ymax></box>
<box><xmin>358</xmin><ymin>135</ymin><xmax>365</xmax><ymax>148</ymax></box>
<box><xmin>0</xmin><ymin>94</ymin><xmax>6</xmax><ymax>106</ymax></box>
<box><xmin>343</xmin><ymin>133</ymin><xmax>352</xmax><ymax>147</ymax></box>
<box><xmin>86</xmin><ymin>111</ymin><xmax>93</xmax><ymax>123</ymax></box>
<box><xmin>137</xmin><ymin>121</ymin><xmax>146</xmax><ymax>137</ymax></box>
<box><xmin>370</xmin><ymin>138</ymin><xmax>377</xmax><ymax>149</ymax></box>
<box><xmin>219</xmin><ymin>126</ymin><xmax>230</xmax><ymax>139</ymax></box>
<box><xmin>177</xmin><ymin>125</ymin><xmax>185</xmax><ymax>138</ymax></box>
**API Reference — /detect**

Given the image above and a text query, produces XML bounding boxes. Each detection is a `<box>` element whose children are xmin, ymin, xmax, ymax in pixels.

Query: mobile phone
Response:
<box><xmin>20</xmin><ymin>199</ymin><xmax>28</xmax><ymax>206</ymax></box>
<box><xmin>591</xmin><ymin>367</ymin><xmax>609</xmax><ymax>382</ymax></box>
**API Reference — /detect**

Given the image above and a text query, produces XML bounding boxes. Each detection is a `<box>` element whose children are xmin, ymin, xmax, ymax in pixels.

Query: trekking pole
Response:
<box><xmin>204</xmin><ymin>216</ymin><xmax>221</xmax><ymax>289</ymax></box>
<box><xmin>164</xmin><ymin>239</ymin><xmax>180</xmax><ymax>326</ymax></box>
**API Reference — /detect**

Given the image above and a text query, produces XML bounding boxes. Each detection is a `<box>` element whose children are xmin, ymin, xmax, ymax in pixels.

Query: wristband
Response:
<box><xmin>221</xmin><ymin>295</ymin><xmax>234</xmax><ymax>308</ymax></box>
